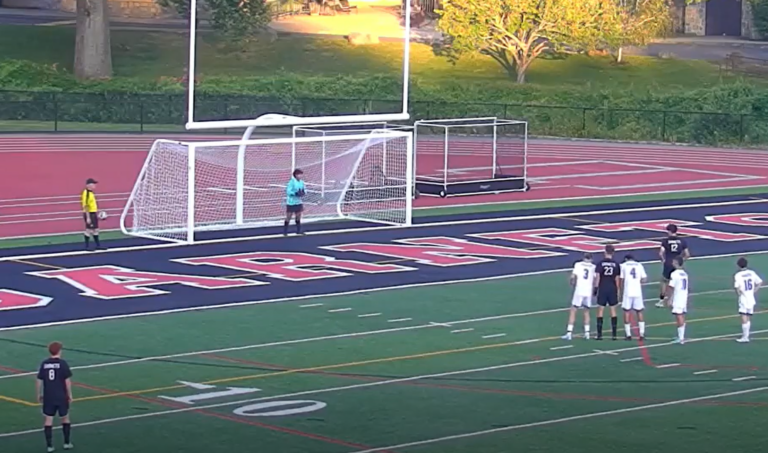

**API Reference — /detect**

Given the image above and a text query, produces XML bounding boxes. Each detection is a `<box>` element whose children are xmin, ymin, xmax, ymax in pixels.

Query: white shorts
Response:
<box><xmin>571</xmin><ymin>294</ymin><xmax>592</xmax><ymax>308</ymax></box>
<box><xmin>622</xmin><ymin>296</ymin><xmax>644</xmax><ymax>311</ymax></box>
<box><xmin>739</xmin><ymin>301</ymin><xmax>755</xmax><ymax>315</ymax></box>
<box><xmin>671</xmin><ymin>301</ymin><xmax>687</xmax><ymax>315</ymax></box>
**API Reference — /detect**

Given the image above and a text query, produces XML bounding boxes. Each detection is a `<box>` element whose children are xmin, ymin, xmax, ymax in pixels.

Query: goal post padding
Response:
<box><xmin>120</xmin><ymin>131</ymin><xmax>414</xmax><ymax>244</ymax></box>
<box><xmin>413</xmin><ymin>118</ymin><xmax>528</xmax><ymax>197</ymax></box>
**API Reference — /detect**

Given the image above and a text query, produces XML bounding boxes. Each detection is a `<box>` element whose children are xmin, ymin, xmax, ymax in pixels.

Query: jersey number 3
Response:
<box><xmin>583</xmin><ymin>269</ymin><xmax>590</xmax><ymax>279</ymax></box>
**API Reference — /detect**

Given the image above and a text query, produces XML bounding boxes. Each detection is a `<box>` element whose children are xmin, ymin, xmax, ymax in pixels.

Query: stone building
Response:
<box><xmin>674</xmin><ymin>0</ymin><xmax>762</xmax><ymax>39</ymax></box>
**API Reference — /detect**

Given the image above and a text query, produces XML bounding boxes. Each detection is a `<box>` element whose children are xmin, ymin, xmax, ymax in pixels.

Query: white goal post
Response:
<box><xmin>120</xmin><ymin>130</ymin><xmax>414</xmax><ymax>244</ymax></box>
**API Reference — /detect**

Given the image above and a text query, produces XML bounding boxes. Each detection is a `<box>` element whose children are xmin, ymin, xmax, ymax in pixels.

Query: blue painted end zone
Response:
<box><xmin>1</xmin><ymin>195</ymin><xmax>767</xmax><ymax>330</ymax></box>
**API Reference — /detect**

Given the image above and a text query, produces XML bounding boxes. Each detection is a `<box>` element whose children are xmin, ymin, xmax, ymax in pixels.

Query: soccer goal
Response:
<box><xmin>414</xmin><ymin>117</ymin><xmax>529</xmax><ymax>197</ymax></box>
<box><xmin>120</xmin><ymin>130</ymin><xmax>414</xmax><ymax>244</ymax></box>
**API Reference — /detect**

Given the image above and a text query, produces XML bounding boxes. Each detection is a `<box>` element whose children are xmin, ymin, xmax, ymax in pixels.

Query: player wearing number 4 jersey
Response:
<box><xmin>657</xmin><ymin>224</ymin><xmax>690</xmax><ymax>308</ymax></box>
<box><xmin>36</xmin><ymin>342</ymin><xmax>73</xmax><ymax>452</ymax></box>
<box><xmin>562</xmin><ymin>253</ymin><xmax>596</xmax><ymax>341</ymax></box>
<box><xmin>734</xmin><ymin>257</ymin><xmax>762</xmax><ymax>343</ymax></box>
<box><xmin>620</xmin><ymin>255</ymin><xmax>648</xmax><ymax>340</ymax></box>
<box><xmin>666</xmin><ymin>257</ymin><xmax>689</xmax><ymax>344</ymax></box>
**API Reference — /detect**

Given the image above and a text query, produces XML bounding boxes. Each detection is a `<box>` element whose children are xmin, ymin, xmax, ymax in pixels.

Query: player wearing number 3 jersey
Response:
<box><xmin>562</xmin><ymin>253</ymin><xmax>596</xmax><ymax>341</ymax></box>
<box><xmin>734</xmin><ymin>257</ymin><xmax>762</xmax><ymax>343</ymax></box>
<box><xmin>620</xmin><ymin>255</ymin><xmax>648</xmax><ymax>340</ymax></box>
<box><xmin>667</xmin><ymin>257</ymin><xmax>689</xmax><ymax>344</ymax></box>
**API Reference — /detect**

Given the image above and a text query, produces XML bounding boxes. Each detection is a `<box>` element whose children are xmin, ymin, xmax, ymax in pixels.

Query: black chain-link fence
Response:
<box><xmin>1</xmin><ymin>90</ymin><xmax>767</xmax><ymax>146</ymax></box>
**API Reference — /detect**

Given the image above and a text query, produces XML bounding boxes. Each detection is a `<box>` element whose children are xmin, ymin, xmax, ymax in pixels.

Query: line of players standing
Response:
<box><xmin>563</xmin><ymin>224</ymin><xmax>762</xmax><ymax>344</ymax></box>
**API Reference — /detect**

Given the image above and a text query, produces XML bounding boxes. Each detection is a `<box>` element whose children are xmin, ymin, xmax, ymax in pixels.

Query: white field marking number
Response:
<box><xmin>158</xmin><ymin>381</ymin><xmax>327</xmax><ymax>417</ymax></box>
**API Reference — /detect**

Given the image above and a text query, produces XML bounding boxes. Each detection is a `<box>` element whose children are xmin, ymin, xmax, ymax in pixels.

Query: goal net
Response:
<box><xmin>120</xmin><ymin>130</ymin><xmax>414</xmax><ymax>243</ymax></box>
<box><xmin>414</xmin><ymin>118</ymin><xmax>528</xmax><ymax>197</ymax></box>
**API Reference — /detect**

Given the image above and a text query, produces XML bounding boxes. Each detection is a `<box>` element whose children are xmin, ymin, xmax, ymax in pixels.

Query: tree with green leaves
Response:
<box><xmin>437</xmin><ymin>0</ymin><xmax>619</xmax><ymax>83</ymax></box>
<box><xmin>603</xmin><ymin>0</ymin><xmax>672</xmax><ymax>63</ymax></box>
<box><xmin>157</xmin><ymin>0</ymin><xmax>271</xmax><ymax>40</ymax></box>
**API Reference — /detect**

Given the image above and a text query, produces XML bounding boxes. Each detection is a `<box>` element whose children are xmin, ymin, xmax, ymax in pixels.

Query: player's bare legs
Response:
<box><xmin>582</xmin><ymin>308</ymin><xmax>591</xmax><ymax>340</ymax></box>
<box><xmin>283</xmin><ymin>211</ymin><xmax>294</xmax><ymax>236</ymax></box>
<box><xmin>562</xmin><ymin>306</ymin><xmax>578</xmax><ymax>340</ymax></box>
<box><xmin>738</xmin><ymin>313</ymin><xmax>752</xmax><ymax>343</ymax></box>
<box><xmin>295</xmin><ymin>211</ymin><xmax>304</xmax><ymax>235</ymax></box>
<box><xmin>674</xmin><ymin>313</ymin><xmax>686</xmax><ymax>344</ymax></box>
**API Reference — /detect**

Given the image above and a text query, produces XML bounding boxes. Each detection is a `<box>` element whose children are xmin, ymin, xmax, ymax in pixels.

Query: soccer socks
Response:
<box><xmin>93</xmin><ymin>234</ymin><xmax>101</xmax><ymax>248</ymax></box>
<box><xmin>743</xmin><ymin>321</ymin><xmax>751</xmax><ymax>340</ymax></box>
<box><xmin>295</xmin><ymin>218</ymin><xmax>302</xmax><ymax>234</ymax></box>
<box><xmin>44</xmin><ymin>426</ymin><xmax>53</xmax><ymax>448</ymax></box>
<box><xmin>624</xmin><ymin>324</ymin><xmax>632</xmax><ymax>337</ymax></box>
<box><xmin>283</xmin><ymin>220</ymin><xmax>289</xmax><ymax>235</ymax></box>
<box><xmin>676</xmin><ymin>324</ymin><xmax>686</xmax><ymax>341</ymax></box>
<box><xmin>638</xmin><ymin>321</ymin><xmax>646</xmax><ymax>338</ymax></box>
<box><xmin>596</xmin><ymin>317</ymin><xmax>604</xmax><ymax>336</ymax></box>
<box><xmin>62</xmin><ymin>423</ymin><xmax>71</xmax><ymax>445</ymax></box>
<box><xmin>611</xmin><ymin>317</ymin><xmax>618</xmax><ymax>337</ymax></box>
<box><xmin>84</xmin><ymin>234</ymin><xmax>90</xmax><ymax>249</ymax></box>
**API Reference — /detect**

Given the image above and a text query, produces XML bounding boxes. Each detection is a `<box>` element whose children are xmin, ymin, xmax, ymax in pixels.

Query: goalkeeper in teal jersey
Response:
<box><xmin>284</xmin><ymin>169</ymin><xmax>306</xmax><ymax>236</ymax></box>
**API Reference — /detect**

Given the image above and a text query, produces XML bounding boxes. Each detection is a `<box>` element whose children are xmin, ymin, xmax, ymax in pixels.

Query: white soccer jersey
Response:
<box><xmin>620</xmin><ymin>261</ymin><xmax>647</xmax><ymax>298</ymax></box>
<box><xmin>669</xmin><ymin>268</ymin><xmax>689</xmax><ymax>314</ymax></box>
<box><xmin>572</xmin><ymin>261</ymin><xmax>596</xmax><ymax>297</ymax></box>
<box><xmin>734</xmin><ymin>269</ymin><xmax>763</xmax><ymax>314</ymax></box>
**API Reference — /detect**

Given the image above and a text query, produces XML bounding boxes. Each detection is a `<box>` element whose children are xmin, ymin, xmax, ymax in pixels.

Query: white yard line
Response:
<box><xmin>347</xmin><ymin>387</ymin><xmax>768</xmax><ymax>453</ymax></box>
<box><xmin>0</xmin><ymin>288</ymin><xmax>741</xmax><ymax>379</ymax></box>
<box><xmin>0</xmin><ymin>328</ymin><xmax>763</xmax><ymax>439</ymax></box>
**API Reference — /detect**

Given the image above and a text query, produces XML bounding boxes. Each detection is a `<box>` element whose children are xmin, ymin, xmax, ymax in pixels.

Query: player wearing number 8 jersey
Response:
<box><xmin>620</xmin><ymin>255</ymin><xmax>648</xmax><ymax>340</ymax></box>
<box><xmin>667</xmin><ymin>257</ymin><xmax>689</xmax><ymax>344</ymax></box>
<box><xmin>562</xmin><ymin>253</ymin><xmax>596</xmax><ymax>341</ymax></box>
<box><xmin>734</xmin><ymin>257</ymin><xmax>762</xmax><ymax>343</ymax></box>
<box><xmin>657</xmin><ymin>224</ymin><xmax>690</xmax><ymax>308</ymax></box>
<box><xmin>36</xmin><ymin>342</ymin><xmax>73</xmax><ymax>452</ymax></box>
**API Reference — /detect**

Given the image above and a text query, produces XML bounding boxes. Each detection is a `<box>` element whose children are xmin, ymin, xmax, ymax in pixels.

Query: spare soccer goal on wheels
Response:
<box><xmin>120</xmin><ymin>130</ymin><xmax>413</xmax><ymax>244</ymax></box>
<box><xmin>414</xmin><ymin>117</ymin><xmax>529</xmax><ymax>197</ymax></box>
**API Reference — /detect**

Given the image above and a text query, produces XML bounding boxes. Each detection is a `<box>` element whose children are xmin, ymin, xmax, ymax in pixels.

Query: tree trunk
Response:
<box><xmin>74</xmin><ymin>0</ymin><xmax>113</xmax><ymax>80</ymax></box>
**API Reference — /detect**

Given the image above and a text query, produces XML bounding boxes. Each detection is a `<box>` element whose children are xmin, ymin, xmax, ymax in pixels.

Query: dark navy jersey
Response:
<box><xmin>661</xmin><ymin>236</ymin><xmax>688</xmax><ymax>263</ymax></box>
<box><xmin>597</xmin><ymin>258</ymin><xmax>620</xmax><ymax>291</ymax></box>
<box><xmin>37</xmin><ymin>358</ymin><xmax>72</xmax><ymax>401</ymax></box>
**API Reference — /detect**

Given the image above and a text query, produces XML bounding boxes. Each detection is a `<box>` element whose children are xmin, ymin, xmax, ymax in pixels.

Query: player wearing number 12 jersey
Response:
<box><xmin>657</xmin><ymin>224</ymin><xmax>690</xmax><ymax>308</ymax></box>
<box><xmin>620</xmin><ymin>255</ymin><xmax>648</xmax><ymax>340</ymax></box>
<box><xmin>667</xmin><ymin>256</ymin><xmax>689</xmax><ymax>344</ymax></box>
<box><xmin>36</xmin><ymin>342</ymin><xmax>73</xmax><ymax>452</ymax></box>
<box><xmin>734</xmin><ymin>257</ymin><xmax>762</xmax><ymax>343</ymax></box>
<box><xmin>562</xmin><ymin>253</ymin><xmax>596</xmax><ymax>341</ymax></box>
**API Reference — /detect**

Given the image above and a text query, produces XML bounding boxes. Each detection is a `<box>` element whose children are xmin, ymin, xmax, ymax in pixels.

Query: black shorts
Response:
<box><xmin>662</xmin><ymin>262</ymin><xmax>675</xmax><ymax>280</ymax></box>
<box><xmin>42</xmin><ymin>399</ymin><xmax>69</xmax><ymax>417</ymax></box>
<box><xmin>286</xmin><ymin>204</ymin><xmax>304</xmax><ymax>214</ymax></box>
<box><xmin>596</xmin><ymin>289</ymin><xmax>619</xmax><ymax>307</ymax></box>
<box><xmin>84</xmin><ymin>212</ymin><xmax>98</xmax><ymax>229</ymax></box>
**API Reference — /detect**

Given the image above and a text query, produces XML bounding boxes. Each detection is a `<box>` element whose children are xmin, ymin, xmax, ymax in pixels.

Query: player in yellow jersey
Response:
<box><xmin>81</xmin><ymin>178</ymin><xmax>103</xmax><ymax>251</ymax></box>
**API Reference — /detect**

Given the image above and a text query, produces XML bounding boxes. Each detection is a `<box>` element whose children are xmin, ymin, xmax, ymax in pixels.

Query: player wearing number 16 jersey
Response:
<box><xmin>657</xmin><ymin>224</ymin><xmax>690</xmax><ymax>308</ymax></box>
<box><xmin>734</xmin><ymin>257</ymin><xmax>762</xmax><ymax>343</ymax></box>
<box><xmin>620</xmin><ymin>255</ymin><xmax>648</xmax><ymax>340</ymax></box>
<box><xmin>667</xmin><ymin>256</ymin><xmax>689</xmax><ymax>344</ymax></box>
<box><xmin>562</xmin><ymin>253</ymin><xmax>596</xmax><ymax>341</ymax></box>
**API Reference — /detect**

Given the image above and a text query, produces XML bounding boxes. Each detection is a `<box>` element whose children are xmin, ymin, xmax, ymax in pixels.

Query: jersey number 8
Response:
<box><xmin>48</xmin><ymin>369</ymin><xmax>55</xmax><ymax>380</ymax></box>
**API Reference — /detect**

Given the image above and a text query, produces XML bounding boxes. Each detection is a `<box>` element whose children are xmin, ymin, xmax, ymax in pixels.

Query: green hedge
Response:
<box><xmin>3</xmin><ymin>59</ymin><xmax>768</xmax><ymax>145</ymax></box>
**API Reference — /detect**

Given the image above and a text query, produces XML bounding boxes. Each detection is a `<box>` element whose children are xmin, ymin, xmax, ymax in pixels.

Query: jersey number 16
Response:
<box><xmin>745</xmin><ymin>279</ymin><xmax>754</xmax><ymax>291</ymax></box>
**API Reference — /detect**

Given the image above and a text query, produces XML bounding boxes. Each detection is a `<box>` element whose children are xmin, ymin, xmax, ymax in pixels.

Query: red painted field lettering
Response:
<box><xmin>706</xmin><ymin>213</ymin><xmax>768</xmax><ymax>227</ymax></box>
<box><xmin>29</xmin><ymin>265</ymin><xmax>264</xmax><ymax>299</ymax></box>
<box><xmin>325</xmin><ymin>236</ymin><xmax>562</xmax><ymax>267</ymax></box>
<box><xmin>581</xmin><ymin>219</ymin><xmax>764</xmax><ymax>241</ymax></box>
<box><xmin>472</xmin><ymin>228</ymin><xmax>659</xmax><ymax>253</ymax></box>
<box><xmin>177</xmin><ymin>252</ymin><xmax>415</xmax><ymax>281</ymax></box>
<box><xmin>0</xmin><ymin>290</ymin><xmax>53</xmax><ymax>311</ymax></box>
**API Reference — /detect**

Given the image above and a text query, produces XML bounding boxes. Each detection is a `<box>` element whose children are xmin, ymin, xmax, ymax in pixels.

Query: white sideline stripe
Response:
<box><xmin>531</xmin><ymin>168</ymin><xmax>668</xmax><ymax>182</ymax></box>
<box><xmin>387</xmin><ymin>318</ymin><xmax>413</xmax><ymax>323</ymax></box>
<box><xmin>299</xmin><ymin>303</ymin><xmax>323</xmax><ymax>308</ymax></box>
<box><xmin>593</xmin><ymin>349</ymin><xmax>618</xmax><ymax>356</ymax></box>
<box><xmin>0</xmin><ymin>288</ymin><xmax>730</xmax><ymax>379</ymax></box>
<box><xmin>347</xmin><ymin>387</ymin><xmax>768</xmax><ymax>453</ymax></box>
<box><xmin>733</xmin><ymin>376</ymin><xmax>757</xmax><ymax>382</ymax></box>
<box><xmin>3</xmin><ymin>197</ymin><xmax>768</xmax><ymax>262</ymax></box>
<box><xmin>0</xmin><ymin>329</ymin><xmax>763</xmax><ymax>439</ymax></box>
<box><xmin>693</xmin><ymin>370</ymin><xmax>718</xmax><ymax>375</ymax></box>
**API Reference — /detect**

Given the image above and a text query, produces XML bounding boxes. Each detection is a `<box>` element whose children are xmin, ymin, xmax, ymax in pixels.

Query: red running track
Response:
<box><xmin>0</xmin><ymin>134</ymin><xmax>767</xmax><ymax>238</ymax></box>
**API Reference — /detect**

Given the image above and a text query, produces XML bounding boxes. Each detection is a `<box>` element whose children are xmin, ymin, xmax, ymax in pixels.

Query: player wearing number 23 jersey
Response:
<box><xmin>734</xmin><ymin>257</ymin><xmax>762</xmax><ymax>343</ymax></box>
<box><xmin>620</xmin><ymin>255</ymin><xmax>648</xmax><ymax>340</ymax></box>
<box><xmin>667</xmin><ymin>257</ymin><xmax>689</xmax><ymax>344</ymax></box>
<box><xmin>562</xmin><ymin>253</ymin><xmax>596</xmax><ymax>341</ymax></box>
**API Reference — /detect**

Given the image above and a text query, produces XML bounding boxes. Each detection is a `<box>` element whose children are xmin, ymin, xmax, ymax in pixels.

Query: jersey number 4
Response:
<box><xmin>630</xmin><ymin>268</ymin><xmax>637</xmax><ymax>278</ymax></box>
